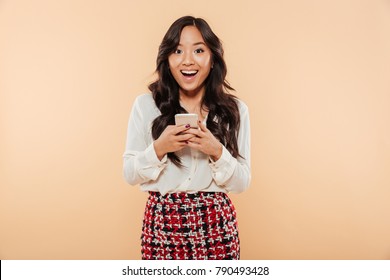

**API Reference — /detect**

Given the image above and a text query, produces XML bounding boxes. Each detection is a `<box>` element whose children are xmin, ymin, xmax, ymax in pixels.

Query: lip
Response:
<box><xmin>180</xmin><ymin>69</ymin><xmax>198</xmax><ymax>74</ymax></box>
<box><xmin>180</xmin><ymin>70</ymin><xmax>198</xmax><ymax>81</ymax></box>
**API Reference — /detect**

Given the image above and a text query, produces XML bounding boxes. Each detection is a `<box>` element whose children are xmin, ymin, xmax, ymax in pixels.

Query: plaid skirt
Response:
<box><xmin>141</xmin><ymin>191</ymin><xmax>240</xmax><ymax>260</ymax></box>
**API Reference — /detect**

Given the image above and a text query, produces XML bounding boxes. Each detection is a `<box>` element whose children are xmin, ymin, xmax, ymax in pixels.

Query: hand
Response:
<box><xmin>153</xmin><ymin>124</ymin><xmax>194</xmax><ymax>160</ymax></box>
<box><xmin>185</xmin><ymin>121</ymin><xmax>223</xmax><ymax>161</ymax></box>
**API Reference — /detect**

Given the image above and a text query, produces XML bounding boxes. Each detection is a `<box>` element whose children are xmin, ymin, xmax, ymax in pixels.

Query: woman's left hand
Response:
<box><xmin>185</xmin><ymin>121</ymin><xmax>223</xmax><ymax>161</ymax></box>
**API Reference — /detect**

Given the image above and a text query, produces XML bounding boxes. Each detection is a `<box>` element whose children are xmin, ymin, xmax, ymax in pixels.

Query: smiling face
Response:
<box><xmin>168</xmin><ymin>26</ymin><xmax>213</xmax><ymax>98</ymax></box>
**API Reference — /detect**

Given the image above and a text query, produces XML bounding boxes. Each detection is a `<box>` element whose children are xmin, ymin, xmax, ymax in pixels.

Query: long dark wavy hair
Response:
<box><xmin>149</xmin><ymin>16</ymin><xmax>241</xmax><ymax>166</ymax></box>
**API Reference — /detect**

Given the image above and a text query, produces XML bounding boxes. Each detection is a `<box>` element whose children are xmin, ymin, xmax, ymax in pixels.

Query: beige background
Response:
<box><xmin>1</xmin><ymin>0</ymin><xmax>390</xmax><ymax>259</ymax></box>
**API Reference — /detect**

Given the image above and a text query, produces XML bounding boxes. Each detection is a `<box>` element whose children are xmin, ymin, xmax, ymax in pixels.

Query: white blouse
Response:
<box><xmin>122</xmin><ymin>93</ymin><xmax>251</xmax><ymax>195</ymax></box>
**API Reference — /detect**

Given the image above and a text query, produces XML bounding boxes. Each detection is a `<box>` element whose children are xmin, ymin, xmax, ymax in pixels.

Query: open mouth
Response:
<box><xmin>180</xmin><ymin>70</ymin><xmax>198</xmax><ymax>77</ymax></box>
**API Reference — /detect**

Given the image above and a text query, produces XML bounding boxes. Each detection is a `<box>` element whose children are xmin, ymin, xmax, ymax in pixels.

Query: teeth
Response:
<box><xmin>181</xmin><ymin>70</ymin><xmax>198</xmax><ymax>74</ymax></box>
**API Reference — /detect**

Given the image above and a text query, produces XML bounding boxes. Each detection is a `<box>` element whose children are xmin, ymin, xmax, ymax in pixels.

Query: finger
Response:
<box><xmin>177</xmin><ymin>133</ymin><xmax>196</xmax><ymax>142</ymax></box>
<box><xmin>186</xmin><ymin>141</ymin><xmax>201</xmax><ymax>149</ymax></box>
<box><xmin>188</xmin><ymin>134</ymin><xmax>201</xmax><ymax>143</ymax></box>
<box><xmin>197</xmin><ymin>120</ymin><xmax>208</xmax><ymax>132</ymax></box>
<box><xmin>185</xmin><ymin>128</ymin><xmax>201</xmax><ymax>136</ymax></box>
<box><xmin>174</xmin><ymin>124</ymin><xmax>191</xmax><ymax>134</ymax></box>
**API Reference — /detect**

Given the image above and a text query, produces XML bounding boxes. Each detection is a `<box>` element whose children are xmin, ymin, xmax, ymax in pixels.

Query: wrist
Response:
<box><xmin>210</xmin><ymin>143</ymin><xmax>223</xmax><ymax>161</ymax></box>
<box><xmin>153</xmin><ymin>140</ymin><xmax>166</xmax><ymax>161</ymax></box>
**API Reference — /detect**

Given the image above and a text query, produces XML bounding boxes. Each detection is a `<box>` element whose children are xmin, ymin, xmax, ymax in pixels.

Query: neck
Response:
<box><xmin>179</xmin><ymin>89</ymin><xmax>207</xmax><ymax>119</ymax></box>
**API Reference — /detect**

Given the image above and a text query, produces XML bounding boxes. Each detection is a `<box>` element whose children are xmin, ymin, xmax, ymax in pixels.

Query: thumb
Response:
<box><xmin>198</xmin><ymin>120</ymin><xmax>208</xmax><ymax>132</ymax></box>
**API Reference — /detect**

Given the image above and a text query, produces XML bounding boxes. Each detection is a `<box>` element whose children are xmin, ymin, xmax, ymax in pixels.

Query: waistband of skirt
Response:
<box><xmin>148</xmin><ymin>191</ymin><xmax>226</xmax><ymax>199</ymax></box>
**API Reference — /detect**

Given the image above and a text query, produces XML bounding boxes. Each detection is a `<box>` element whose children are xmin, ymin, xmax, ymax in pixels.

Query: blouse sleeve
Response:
<box><xmin>208</xmin><ymin>101</ymin><xmax>251</xmax><ymax>193</ymax></box>
<box><xmin>122</xmin><ymin>96</ymin><xmax>167</xmax><ymax>185</ymax></box>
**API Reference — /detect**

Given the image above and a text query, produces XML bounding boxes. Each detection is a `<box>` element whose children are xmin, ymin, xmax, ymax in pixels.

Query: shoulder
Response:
<box><xmin>133</xmin><ymin>93</ymin><xmax>159</xmax><ymax>111</ymax></box>
<box><xmin>134</xmin><ymin>93</ymin><xmax>155</xmax><ymax>106</ymax></box>
<box><xmin>235</xmin><ymin>98</ymin><xmax>249</xmax><ymax>116</ymax></box>
<box><xmin>130</xmin><ymin>93</ymin><xmax>160</xmax><ymax>120</ymax></box>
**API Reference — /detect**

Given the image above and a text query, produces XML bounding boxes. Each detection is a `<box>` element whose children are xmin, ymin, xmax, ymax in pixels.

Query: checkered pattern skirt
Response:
<box><xmin>141</xmin><ymin>191</ymin><xmax>240</xmax><ymax>260</ymax></box>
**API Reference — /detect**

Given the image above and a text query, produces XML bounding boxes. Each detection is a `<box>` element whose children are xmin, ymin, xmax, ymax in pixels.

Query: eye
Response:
<box><xmin>173</xmin><ymin>49</ymin><xmax>182</xmax><ymax>54</ymax></box>
<box><xmin>194</xmin><ymin>48</ymin><xmax>204</xmax><ymax>54</ymax></box>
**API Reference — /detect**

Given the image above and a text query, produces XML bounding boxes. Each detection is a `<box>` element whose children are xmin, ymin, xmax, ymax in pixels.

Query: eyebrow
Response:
<box><xmin>178</xmin><ymin>42</ymin><xmax>206</xmax><ymax>46</ymax></box>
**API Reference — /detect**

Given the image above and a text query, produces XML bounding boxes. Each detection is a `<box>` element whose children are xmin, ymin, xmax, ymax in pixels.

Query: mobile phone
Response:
<box><xmin>175</xmin><ymin>113</ymin><xmax>199</xmax><ymax>128</ymax></box>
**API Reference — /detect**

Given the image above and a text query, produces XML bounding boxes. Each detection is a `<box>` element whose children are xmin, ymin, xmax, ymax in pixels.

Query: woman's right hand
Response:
<box><xmin>153</xmin><ymin>124</ymin><xmax>192</xmax><ymax>160</ymax></box>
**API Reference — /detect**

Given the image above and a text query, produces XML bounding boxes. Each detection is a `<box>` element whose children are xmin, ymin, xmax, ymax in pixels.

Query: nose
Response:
<box><xmin>182</xmin><ymin>51</ymin><xmax>194</xmax><ymax>66</ymax></box>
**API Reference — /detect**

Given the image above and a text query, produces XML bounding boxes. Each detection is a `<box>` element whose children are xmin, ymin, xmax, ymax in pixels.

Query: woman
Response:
<box><xmin>123</xmin><ymin>16</ymin><xmax>251</xmax><ymax>260</ymax></box>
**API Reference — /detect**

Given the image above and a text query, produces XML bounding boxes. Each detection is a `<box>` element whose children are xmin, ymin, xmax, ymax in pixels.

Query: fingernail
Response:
<box><xmin>185</xmin><ymin>124</ymin><xmax>190</xmax><ymax>128</ymax></box>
